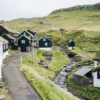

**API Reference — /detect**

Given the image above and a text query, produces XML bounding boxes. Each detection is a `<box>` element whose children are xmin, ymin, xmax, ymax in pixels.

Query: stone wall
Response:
<box><xmin>72</xmin><ymin>74</ymin><xmax>90</xmax><ymax>86</ymax></box>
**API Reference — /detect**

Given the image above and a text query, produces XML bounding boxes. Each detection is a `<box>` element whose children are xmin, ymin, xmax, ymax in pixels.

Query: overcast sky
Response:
<box><xmin>0</xmin><ymin>0</ymin><xmax>100</xmax><ymax>21</ymax></box>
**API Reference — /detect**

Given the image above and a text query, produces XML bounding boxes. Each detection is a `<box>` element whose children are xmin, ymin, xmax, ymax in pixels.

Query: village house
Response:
<box><xmin>0</xmin><ymin>37</ymin><xmax>8</xmax><ymax>60</ymax></box>
<box><xmin>0</xmin><ymin>37</ymin><xmax>8</xmax><ymax>81</ymax></box>
<box><xmin>0</xmin><ymin>39</ymin><xmax>3</xmax><ymax>67</ymax></box>
<box><xmin>18</xmin><ymin>31</ymin><xmax>35</xmax><ymax>47</ymax></box>
<box><xmin>38</xmin><ymin>36</ymin><xmax>52</xmax><ymax>51</ymax></box>
<box><xmin>27</xmin><ymin>30</ymin><xmax>37</xmax><ymax>36</ymax></box>
<box><xmin>0</xmin><ymin>38</ymin><xmax>3</xmax><ymax>81</ymax></box>
<box><xmin>92</xmin><ymin>65</ymin><xmax>100</xmax><ymax>87</ymax></box>
<box><xmin>17</xmin><ymin>35</ymin><xmax>31</xmax><ymax>52</ymax></box>
<box><xmin>2</xmin><ymin>34</ymin><xmax>16</xmax><ymax>50</ymax></box>
<box><xmin>68</xmin><ymin>40</ymin><xmax>75</xmax><ymax>50</ymax></box>
<box><xmin>0</xmin><ymin>25</ymin><xmax>19</xmax><ymax>37</ymax></box>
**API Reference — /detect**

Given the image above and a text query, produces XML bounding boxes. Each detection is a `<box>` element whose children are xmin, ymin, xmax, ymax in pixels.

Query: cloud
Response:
<box><xmin>0</xmin><ymin>0</ymin><xmax>99</xmax><ymax>20</ymax></box>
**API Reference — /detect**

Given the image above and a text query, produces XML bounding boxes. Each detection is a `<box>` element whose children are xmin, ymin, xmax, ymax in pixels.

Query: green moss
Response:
<box><xmin>93</xmin><ymin>65</ymin><xmax>100</xmax><ymax>72</ymax></box>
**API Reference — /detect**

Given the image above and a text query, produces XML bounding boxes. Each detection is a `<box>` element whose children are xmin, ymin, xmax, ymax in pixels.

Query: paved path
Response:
<box><xmin>2</xmin><ymin>52</ymin><xmax>41</xmax><ymax>100</ymax></box>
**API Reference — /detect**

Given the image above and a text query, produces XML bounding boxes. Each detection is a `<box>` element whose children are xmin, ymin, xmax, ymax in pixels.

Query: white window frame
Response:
<box><xmin>43</xmin><ymin>38</ymin><xmax>46</xmax><ymax>41</ymax></box>
<box><xmin>45</xmin><ymin>42</ymin><xmax>48</xmax><ymax>46</ymax></box>
<box><xmin>21</xmin><ymin>40</ymin><xmax>25</xmax><ymax>44</ymax></box>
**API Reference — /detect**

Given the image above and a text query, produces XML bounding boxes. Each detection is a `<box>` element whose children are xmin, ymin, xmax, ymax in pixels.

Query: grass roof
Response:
<box><xmin>0</xmin><ymin>25</ymin><xmax>20</xmax><ymax>34</ymax></box>
<box><xmin>93</xmin><ymin>65</ymin><xmax>100</xmax><ymax>72</ymax></box>
<box><xmin>94</xmin><ymin>51</ymin><xmax>100</xmax><ymax>60</ymax></box>
<box><xmin>0</xmin><ymin>36</ymin><xmax>8</xmax><ymax>44</ymax></box>
<box><xmin>5</xmin><ymin>34</ymin><xmax>15</xmax><ymax>40</ymax></box>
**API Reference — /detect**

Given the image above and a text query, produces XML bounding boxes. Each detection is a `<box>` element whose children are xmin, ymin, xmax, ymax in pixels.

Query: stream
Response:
<box><xmin>53</xmin><ymin>56</ymin><xmax>78</xmax><ymax>91</ymax></box>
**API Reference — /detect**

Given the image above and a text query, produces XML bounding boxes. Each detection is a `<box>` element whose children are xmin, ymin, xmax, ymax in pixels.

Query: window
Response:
<box><xmin>97</xmin><ymin>70</ymin><xmax>100</xmax><ymax>79</ymax></box>
<box><xmin>43</xmin><ymin>38</ymin><xmax>46</xmax><ymax>41</ymax></box>
<box><xmin>45</xmin><ymin>42</ymin><xmax>48</xmax><ymax>46</ymax></box>
<box><xmin>6</xmin><ymin>44</ymin><xmax>8</xmax><ymax>49</ymax></box>
<box><xmin>21</xmin><ymin>40</ymin><xmax>25</xmax><ymax>44</ymax></box>
<box><xmin>4</xmin><ymin>44</ymin><xmax>5</xmax><ymax>50</ymax></box>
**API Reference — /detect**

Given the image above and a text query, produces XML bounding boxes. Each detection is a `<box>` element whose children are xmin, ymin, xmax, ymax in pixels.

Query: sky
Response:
<box><xmin>0</xmin><ymin>0</ymin><xmax>100</xmax><ymax>21</ymax></box>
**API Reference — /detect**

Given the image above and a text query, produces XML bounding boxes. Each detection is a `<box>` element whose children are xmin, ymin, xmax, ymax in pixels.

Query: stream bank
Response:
<box><xmin>53</xmin><ymin>55</ymin><xmax>78</xmax><ymax>91</ymax></box>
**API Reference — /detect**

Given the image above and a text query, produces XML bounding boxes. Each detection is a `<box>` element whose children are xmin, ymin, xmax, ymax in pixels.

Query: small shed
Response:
<box><xmin>93</xmin><ymin>65</ymin><xmax>100</xmax><ymax>87</ymax></box>
<box><xmin>68</xmin><ymin>40</ymin><xmax>75</xmax><ymax>50</ymax></box>
<box><xmin>38</xmin><ymin>36</ymin><xmax>52</xmax><ymax>51</ymax></box>
<box><xmin>18</xmin><ymin>35</ymin><xmax>31</xmax><ymax>52</ymax></box>
<box><xmin>73</xmin><ymin>67</ymin><xmax>92</xmax><ymax>85</ymax></box>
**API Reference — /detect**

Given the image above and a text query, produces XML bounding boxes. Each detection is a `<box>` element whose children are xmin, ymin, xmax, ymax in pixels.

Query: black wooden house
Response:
<box><xmin>27</xmin><ymin>30</ymin><xmax>37</xmax><ymax>36</ymax></box>
<box><xmin>18</xmin><ymin>35</ymin><xmax>31</xmax><ymax>52</ymax></box>
<box><xmin>0</xmin><ymin>25</ymin><xmax>19</xmax><ymax>37</ymax></box>
<box><xmin>2</xmin><ymin>34</ymin><xmax>16</xmax><ymax>49</ymax></box>
<box><xmin>38</xmin><ymin>36</ymin><xmax>52</xmax><ymax>51</ymax></box>
<box><xmin>68</xmin><ymin>40</ymin><xmax>75</xmax><ymax>50</ymax></box>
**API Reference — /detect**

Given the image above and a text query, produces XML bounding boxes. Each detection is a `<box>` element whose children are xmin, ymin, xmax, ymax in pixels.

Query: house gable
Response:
<box><xmin>39</xmin><ymin>37</ymin><xmax>52</xmax><ymax>48</ymax></box>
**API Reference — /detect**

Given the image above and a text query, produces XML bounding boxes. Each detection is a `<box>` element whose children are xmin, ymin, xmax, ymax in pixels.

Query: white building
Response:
<box><xmin>94</xmin><ymin>60</ymin><xmax>100</xmax><ymax>67</ymax></box>
<box><xmin>0</xmin><ymin>37</ymin><xmax>9</xmax><ymax>60</ymax></box>
<box><xmin>0</xmin><ymin>37</ymin><xmax>8</xmax><ymax>80</ymax></box>
<box><xmin>93</xmin><ymin>65</ymin><xmax>100</xmax><ymax>87</ymax></box>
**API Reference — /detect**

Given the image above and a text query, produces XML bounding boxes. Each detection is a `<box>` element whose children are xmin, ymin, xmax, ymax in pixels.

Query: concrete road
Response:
<box><xmin>2</xmin><ymin>52</ymin><xmax>41</xmax><ymax>100</ymax></box>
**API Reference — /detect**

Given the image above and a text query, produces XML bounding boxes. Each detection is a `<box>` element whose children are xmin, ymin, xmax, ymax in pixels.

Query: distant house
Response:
<box><xmin>93</xmin><ymin>65</ymin><xmax>100</xmax><ymax>87</ymax></box>
<box><xmin>27</xmin><ymin>30</ymin><xmax>37</xmax><ymax>36</ymax></box>
<box><xmin>38</xmin><ymin>36</ymin><xmax>52</xmax><ymax>51</ymax></box>
<box><xmin>2</xmin><ymin>34</ymin><xmax>16</xmax><ymax>50</ymax></box>
<box><xmin>68</xmin><ymin>40</ymin><xmax>75</xmax><ymax>50</ymax></box>
<box><xmin>17</xmin><ymin>35</ymin><xmax>31</xmax><ymax>52</ymax></box>
<box><xmin>18</xmin><ymin>31</ymin><xmax>35</xmax><ymax>47</ymax></box>
<box><xmin>0</xmin><ymin>25</ymin><xmax>19</xmax><ymax>37</ymax></box>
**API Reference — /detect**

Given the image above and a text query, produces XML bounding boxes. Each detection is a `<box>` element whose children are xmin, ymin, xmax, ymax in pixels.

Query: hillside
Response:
<box><xmin>51</xmin><ymin>3</ymin><xmax>100</xmax><ymax>14</ymax></box>
<box><xmin>1</xmin><ymin>3</ymin><xmax>100</xmax><ymax>53</ymax></box>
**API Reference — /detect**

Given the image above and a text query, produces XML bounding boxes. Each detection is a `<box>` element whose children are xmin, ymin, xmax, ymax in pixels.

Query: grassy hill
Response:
<box><xmin>1</xmin><ymin>3</ymin><xmax>100</xmax><ymax>53</ymax></box>
<box><xmin>3</xmin><ymin>3</ymin><xmax>100</xmax><ymax>100</ymax></box>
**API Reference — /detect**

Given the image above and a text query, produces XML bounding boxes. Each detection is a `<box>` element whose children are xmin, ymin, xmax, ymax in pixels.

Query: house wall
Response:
<box><xmin>93</xmin><ymin>72</ymin><xmax>100</xmax><ymax>87</ymax></box>
<box><xmin>39</xmin><ymin>47</ymin><xmax>52</xmax><ymax>51</ymax></box>
<box><xmin>68</xmin><ymin>47</ymin><xmax>75</xmax><ymax>50</ymax></box>
<box><xmin>39</xmin><ymin>37</ymin><xmax>52</xmax><ymax>48</ymax></box>
<box><xmin>0</xmin><ymin>41</ymin><xmax>3</xmax><ymax>67</ymax></box>
<box><xmin>94</xmin><ymin>61</ymin><xmax>100</xmax><ymax>67</ymax></box>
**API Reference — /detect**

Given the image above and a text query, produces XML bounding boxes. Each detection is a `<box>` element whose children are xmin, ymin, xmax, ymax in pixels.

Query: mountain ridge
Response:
<box><xmin>51</xmin><ymin>3</ymin><xmax>100</xmax><ymax>14</ymax></box>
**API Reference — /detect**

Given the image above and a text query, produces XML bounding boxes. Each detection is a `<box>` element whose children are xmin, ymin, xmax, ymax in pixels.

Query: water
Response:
<box><xmin>53</xmin><ymin>58</ymin><xmax>78</xmax><ymax>91</ymax></box>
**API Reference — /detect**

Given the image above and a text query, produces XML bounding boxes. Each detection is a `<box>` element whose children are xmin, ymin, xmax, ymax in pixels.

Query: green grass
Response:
<box><xmin>19</xmin><ymin>48</ymin><xmax>80</xmax><ymax>100</ymax></box>
<box><xmin>67</xmin><ymin>67</ymin><xmax>100</xmax><ymax>100</ymax></box>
